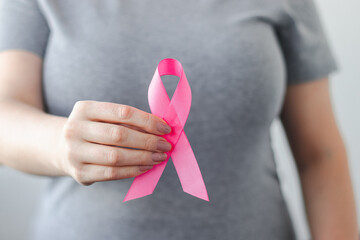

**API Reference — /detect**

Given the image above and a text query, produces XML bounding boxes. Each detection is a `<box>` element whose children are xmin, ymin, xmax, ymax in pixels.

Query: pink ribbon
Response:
<box><xmin>123</xmin><ymin>58</ymin><xmax>209</xmax><ymax>202</ymax></box>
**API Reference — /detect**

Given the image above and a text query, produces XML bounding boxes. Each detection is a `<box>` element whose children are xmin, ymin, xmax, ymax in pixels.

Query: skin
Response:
<box><xmin>0</xmin><ymin>50</ymin><xmax>358</xmax><ymax>238</ymax></box>
<box><xmin>0</xmin><ymin>50</ymin><xmax>173</xmax><ymax>184</ymax></box>
<box><xmin>280</xmin><ymin>77</ymin><xmax>358</xmax><ymax>239</ymax></box>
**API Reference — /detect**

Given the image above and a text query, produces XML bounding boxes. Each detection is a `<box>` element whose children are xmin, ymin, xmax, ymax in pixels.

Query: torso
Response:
<box><xmin>32</xmin><ymin>0</ymin><xmax>295</xmax><ymax>239</ymax></box>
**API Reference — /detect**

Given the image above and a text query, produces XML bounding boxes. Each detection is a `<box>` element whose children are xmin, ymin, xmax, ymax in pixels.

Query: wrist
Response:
<box><xmin>46</xmin><ymin>114</ymin><xmax>68</xmax><ymax>176</ymax></box>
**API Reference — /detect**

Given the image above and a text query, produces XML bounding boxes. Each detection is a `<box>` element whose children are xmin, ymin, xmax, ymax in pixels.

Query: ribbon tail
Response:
<box><xmin>171</xmin><ymin>131</ymin><xmax>209</xmax><ymax>201</ymax></box>
<box><xmin>123</xmin><ymin>158</ymin><xmax>168</xmax><ymax>202</ymax></box>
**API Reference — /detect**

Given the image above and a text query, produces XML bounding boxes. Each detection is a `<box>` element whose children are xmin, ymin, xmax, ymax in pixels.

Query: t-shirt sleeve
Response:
<box><xmin>0</xmin><ymin>0</ymin><xmax>50</xmax><ymax>58</ymax></box>
<box><xmin>276</xmin><ymin>0</ymin><xmax>338</xmax><ymax>85</ymax></box>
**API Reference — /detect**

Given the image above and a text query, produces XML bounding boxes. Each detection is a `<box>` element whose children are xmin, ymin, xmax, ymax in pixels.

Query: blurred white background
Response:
<box><xmin>0</xmin><ymin>0</ymin><xmax>359</xmax><ymax>239</ymax></box>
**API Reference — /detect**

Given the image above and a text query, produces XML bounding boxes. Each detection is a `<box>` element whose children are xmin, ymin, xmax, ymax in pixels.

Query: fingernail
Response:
<box><xmin>152</xmin><ymin>152</ymin><xmax>167</xmax><ymax>162</ymax></box>
<box><xmin>156</xmin><ymin>140</ymin><xmax>172</xmax><ymax>152</ymax></box>
<box><xmin>156</xmin><ymin>122</ymin><xmax>171</xmax><ymax>134</ymax></box>
<box><xmin>139</xmin><ymin>165</ymin><xmax>153</xmax><ymax>171</ymax></box>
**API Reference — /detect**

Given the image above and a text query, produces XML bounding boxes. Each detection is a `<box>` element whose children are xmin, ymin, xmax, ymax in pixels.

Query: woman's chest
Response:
<box><xmin>41</xmin><ymin>0</ymin><xmax>287</xmax><ymax>128</ymax></box>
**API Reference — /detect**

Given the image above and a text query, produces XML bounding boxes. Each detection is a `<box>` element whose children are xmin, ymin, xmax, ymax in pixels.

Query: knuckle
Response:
<box><xmin>62</xmin><ymin>121</ymin><xmax>77</xmax><ymax>141</ymax></box>
<box><xmin>104</xmin><ymin>167</ymin><xmax>118</xmax><ymax>180</ymax></box>
<box><xmin>74</xmin><ymin>100</ymin><xmax>88</xmax><ymax>112</ymax></box>
<box><xmin>73</xmin><ymin>100</ymin><xmax>95</xmax><ymax>118</ymax></box>
<box><xmin>143</xmin><ymin>113</ymin><xmax>156</xmax><ymax>133</ymax></box>
<box><xmin>144</xmin><ymin>136</ymin><xmax>157</xmax><ymax>150</ymax></box>
<box><xmin>72</xmin><ymin>165</ymin><xmax>85</xmax><ymax>183</ymax></box>
<box><xmin>143</xmin><ymin>112</ymin><xmax>151</xmax><ymax>125</ymax></box>
<box><xmin>140</xmin><ymin>151</ymin><xmax>152</xmax><ymax>165</ymax></box>
<box><xmin>107</xmin><ymin>149</ymin><xmax>120</xmax><ymax>165</ymax></box>
<box><xmin>117</xmin><ymin>105</ymin><xmax>132</xmax><ymax>120</ymax></box>
<box><xmin>110</xmin><ymin>126</ymin><xmax>127</xmax><ymax>144</ymax></box>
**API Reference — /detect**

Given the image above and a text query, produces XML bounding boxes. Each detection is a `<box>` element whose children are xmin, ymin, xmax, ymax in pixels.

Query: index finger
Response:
<box><xmin>78</xmin><ymin>101</ymin><xmax>172</xmax><ymax>135</ymax></box>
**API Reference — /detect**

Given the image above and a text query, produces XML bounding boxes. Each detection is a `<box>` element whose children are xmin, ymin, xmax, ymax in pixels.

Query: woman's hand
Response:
<box><xmin>55</xmin><ymin>100</ymin><xmax>172</xmax><ymax>186</ymax></box>
<box><xmin>0</xmin><ymin>51</ymin><xmax>172</xmax><ymax>181</ymax></box>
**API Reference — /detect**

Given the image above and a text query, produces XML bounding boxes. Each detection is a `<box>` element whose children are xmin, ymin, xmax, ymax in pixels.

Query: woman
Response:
<box><xmin>0</xmin><ymin>0</ymin><xmax>357</xmax><ymax>239</ymax></box>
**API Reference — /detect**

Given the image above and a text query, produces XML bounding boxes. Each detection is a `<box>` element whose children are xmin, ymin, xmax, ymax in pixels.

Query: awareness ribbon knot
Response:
<box><xmin>123</xmin><ymin>58</ymin><xmax>209</xmax><ymax>202</ymax></box>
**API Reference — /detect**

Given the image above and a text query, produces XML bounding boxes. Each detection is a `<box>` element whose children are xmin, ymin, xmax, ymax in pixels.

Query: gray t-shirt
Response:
<box><xmin>0</xmin><ymin>0</ymin><xmax>337</xmax><ymax>239</ymax></box>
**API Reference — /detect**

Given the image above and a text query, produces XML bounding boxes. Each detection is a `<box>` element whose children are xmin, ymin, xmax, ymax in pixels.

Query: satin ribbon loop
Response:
<box><xmin>123</xmin><ymin>58</ymin><xmax>209</xmax><ymax>202</ymax></box>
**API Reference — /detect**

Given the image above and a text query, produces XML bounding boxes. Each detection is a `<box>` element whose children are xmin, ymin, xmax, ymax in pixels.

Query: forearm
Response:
<box><xmin>298</xmin><ymin>149</ymin><xmax>358</xmax><ymax>240</ymax></box>
<box><xmin>0</xmin><ymin>98</ymin><xmax>67</xmax><ymax>176</ymax></box>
